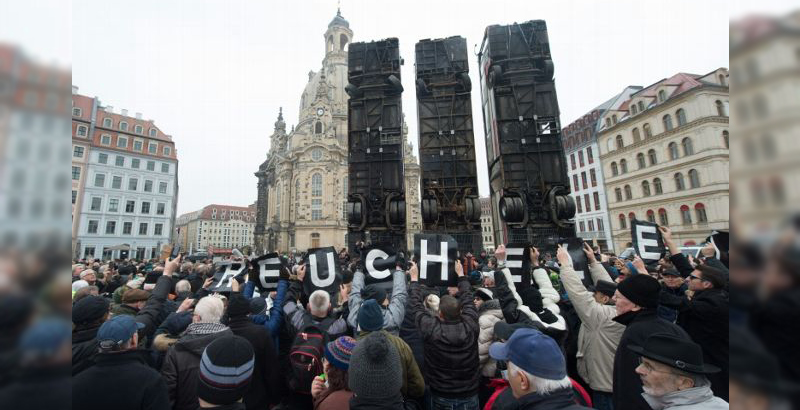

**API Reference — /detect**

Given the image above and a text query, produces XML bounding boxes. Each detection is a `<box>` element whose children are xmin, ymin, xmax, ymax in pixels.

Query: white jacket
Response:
<box><xmin>477</xmin><ymin>300</ymin><xmax>504</xmax><ymax>377</ymax></box>
<box><xmin>531</xmin><ymin>267</ymin><xmax>561</xmax><ymax>314</ymax></box>
<box><xmin>498</xmin><ymin>267</ymin><xmax>566</xmax><ymax>331</ymax></box>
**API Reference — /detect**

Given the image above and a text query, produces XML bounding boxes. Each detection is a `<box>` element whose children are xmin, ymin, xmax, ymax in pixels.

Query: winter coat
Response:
<box><xmin>408</xmin><ymin>276</ymin><xmax>480</xmax><ymax>398</ymax></box>
<box><xmin>494</xmin><ymin>267</ymin><xmax>566</xmax><ymax>332</ymax></box>
<box><xmin>283</xmin><ymin>280</ymin><xmax>349</xmax><ymax>340</ymax></box>
<box><xmin>0</xmin><ymin>365</ymin><xmax>70</xmax><ymax>410</ymax></box>
<box><xmin>314</xmin><ymin>389</ymin><xmax>353</xmax><ymax>410</ymax></box>
<box><xmin>559</xmin><ymin>261</ymin><xmax>624</xmax><ymax>393</ymax></box>
<box><xmin>532</xmin><ymin>267</ymin><xmax>562</xmax><ymax>315</ymax></box>
<box><xmin>612</xmin><ymin>309</ymin><xmax>690</xmax><ymax>410</ymax></box>
<box><xmin>477</xmin><ymin>299</ymin><xmax>504</xmax><ymax>377</ymax></box>
<box><xmin>399</xmin><ymin>296</ymin><xmax>426</xmax><ymax>370</ymax></box>
<box><xmin>161</xmin><ymin>324</ymin><xmax>234</xmax><ymax>410</ymax></box>
<box><xmin>73</xmin><ymin>350</ymin><xmax>169</xmax><ymax>410</ymax></box>
<box><xmin>658</xmin><ymin>282</ymin><xmax>687</xmax><ymax>323</ymax></box>
<box><xmin>642</xmin><ymin>384</ymin><xmax>729</xmax><ymax>410</ymax></box>
<box><xmin>356</xmin><ymin>329</ymin><xmax>425</xmax><ymax>399</ymax></box>
<box><xmin>348</xmin><ymin>269</ymin><xmax>408</xmax><ymax>335</ymax></box>
<box><xmin>72</xmin><ymin>324</ymin><xmax>101</xmax><ymax>375</ymax></box>
<box><xmin>227</xmin><ymin>306</ymin><xmax>279</xmax><ymax>409</ymax></box>
<box><xmin>349</xmin><ymin>393</ymin><xmax>405</xmax><ymax>410</ymax></box>
<box><xmin>660</xmin><ymin>287</ymin><xmax>729</xmax><ymax>400</ymax></box>
<box><xmin>514</xmin><ymin>388</ymin><xmax>591</xmax><ymax>410</ymax></box>
<box><xmin>112</xmin><ymin>275</ymin><xmax>172</xmax><ymax>345</ymax></box>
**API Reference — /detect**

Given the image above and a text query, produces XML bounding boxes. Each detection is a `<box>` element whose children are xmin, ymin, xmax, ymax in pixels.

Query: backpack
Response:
<box><xmin>287</xmin><ymin>317</ymin><xmax>336</xmax><ymax>394</ymax></box>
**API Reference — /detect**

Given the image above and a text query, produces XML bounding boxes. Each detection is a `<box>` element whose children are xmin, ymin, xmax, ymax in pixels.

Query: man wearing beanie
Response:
<box><xmin>347</xmin><ymin>260</ymin><xmax>408</xmax><ymax>335</ymax></box>
<box><xmin>489</xmin><ymin>328</ymin><xmax>591</xmax><ymax>409</ymax></box>
<box><xmin>408</xmin><ymin>260</ymin><xmax>481</xmax><ymax>409</ymax></box>
<box><xmin>612</xmin><ymin>271</ymin><xmax>689</xmax><ymax>410</ymax></box>
<box><xmin>311</xmin><ymin>336</ymin><xmax>357</xmax><ymax>410</ymax></box>
<box><xmin>556</xmin><ymin>244</ymin><xmax>624</xmax><ymax>410</ymax></box>
<box><xmin>348</xmin><ymin>332</ymin><xmax>405</xmax><ymax>409</ymax></box>
<box><xmin>72</xmin><ymin>295</ymin><xmax>110</xmax><ymax>375</ymax></box>
<box><xmin>355</xmin><ymin>299</ymin><xmax>425</xmax><ymax>400</ymax></box>
<box><xmin>198</xmin><ymin>335</ymin><xmax>255</xmax><ymax>409</ymax></box>
<box><xmin>73</xmin><ymin>315</ymin><xmax>170</xmax><ymax>410</ymax></box>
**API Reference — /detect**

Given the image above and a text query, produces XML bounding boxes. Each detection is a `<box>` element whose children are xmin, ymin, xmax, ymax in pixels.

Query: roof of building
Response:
<box><xmin>731</xmin><ymin>11</ymin><xmax>800</xmax><ymax>52</ymax></box>
<box><xmin>198</xmin><ymin>204</ymin><xmax>257</xmax><ymax>221</ymax></box>
<box><xmin>328</xmin><ymin>9</ymin><xmax>349</xmax><ymax>29</ymax></box>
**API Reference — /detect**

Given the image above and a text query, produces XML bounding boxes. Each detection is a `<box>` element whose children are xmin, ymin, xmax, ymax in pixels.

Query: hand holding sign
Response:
<box><xmin>632</xmin><ymin>256</ymin><xmax>647</xmax><ymax>275</ymax></box>
<box><xmin>556</xmin><ymin>244</ymin><xmax>571</xmax><ymax>267</ymax></box>
<box><xmin>408</xmin><ymin>261</ymin><xmax>419</xmax><ymax>282</ymax></box>
<box><xmin>494</xmin><ymin>244</ymin><xmax>507</xmax><ymax>264</ymax></box>
<box><xmin>454</xmin><ymin>259</ymin><xmax>464</xmax><ymax>277</ymax></box>
<box><xmin>297</xmin><ymin>264</ymin><xmax>306</xmax><ymax>282</ymax></box>
<box><xmin>582</xmin><ymin>242</ymin><xmax>596</xmax><ymax>264</ymax></box>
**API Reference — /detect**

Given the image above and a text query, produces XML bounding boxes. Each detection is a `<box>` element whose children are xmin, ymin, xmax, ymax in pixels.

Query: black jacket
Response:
<box><xmin>72</xmin><ymin>324</ymin><xmax>101</xmax><ymax>375</ymax></box>
<box><xmin>660</xmin><ymin>287</ymin><xmax>729</xmax><ymax>400</ymax></box>
<box><xmin>0</xmin><ymin>365</ymin><xmax>70</xmax><ymax>410</ymax></box>
<box><xmin>114</xmin><ymin>275</ymin><xmax>172</xmax><ymax>346</ymax></box>
<box><xmin>161</xmin><ymin>327</ymin><xmax>234</xmax><ymax>410</ymax></box>
<box><xmin>612</xmin><ymin>309</ymin><xmax>689</xmax><ymax>410</ymax></box>
<box><xmin>408</xmin><ymin>276</ymin><xmax>480</xmax><ymax>398</ymax></box>
<box><xmin>73</xmin><ymin>349</ymin><xmax>169</xmax><ymax>410</ymax></box>
<box><xmin>227</xmin><ymin>302</ymin><xmax>279</xmax><ymax>410</ymax></box>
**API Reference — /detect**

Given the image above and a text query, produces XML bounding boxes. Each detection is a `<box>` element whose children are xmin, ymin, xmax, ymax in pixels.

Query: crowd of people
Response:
<box><xmin>7</xmin><ymin>220</ymin><xmax>761</xmax><ymax>410</ymax></box>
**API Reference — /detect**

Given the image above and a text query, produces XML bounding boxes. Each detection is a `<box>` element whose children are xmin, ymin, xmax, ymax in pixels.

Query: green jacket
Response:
<box><xmin>357</xmin><ymin>329</ymin><xmax>425</xmax><ymax>399</ymax></box>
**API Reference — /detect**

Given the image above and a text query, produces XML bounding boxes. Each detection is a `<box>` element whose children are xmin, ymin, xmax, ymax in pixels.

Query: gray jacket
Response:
<box><xmin>560</xmin><ymin>261</ymin><xmax>624</xmax><ymax>393</ymax></box>
<box><xmin>347</xmin><ymin>269</ymin><xmax>407</xmax><ymax>335</ymax></box>
<box><xmin>643</xmin><ymin>384</ymin><xmax>728</xmax><ymax>410</ymax></box>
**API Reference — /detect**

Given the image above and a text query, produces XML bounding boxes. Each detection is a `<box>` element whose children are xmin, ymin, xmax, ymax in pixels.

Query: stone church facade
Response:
<box><xmin>254</xmin><ymin>10</ymin><xmax>420</xmax><ymax>254</ymax></box>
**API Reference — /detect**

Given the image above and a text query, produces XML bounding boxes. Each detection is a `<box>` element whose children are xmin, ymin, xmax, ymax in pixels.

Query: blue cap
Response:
<box><xmin>97</xmin><ymin>315</ymin><xmax>145</xmax><ymax>348</ymax></box>
<box><xmin>489</xmin><ymin>328</ymin><xmax>566</xmax><ymax>380</ymax></box>
<box><xmin>19</xmin><ymin>318</ymin><xmax>71</xmax><ymax>360</ymax></box>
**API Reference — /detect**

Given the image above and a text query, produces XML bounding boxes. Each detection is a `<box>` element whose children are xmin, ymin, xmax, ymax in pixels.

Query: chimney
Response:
<box><xmin>135</xmin><ymin>112</ymin><xmax>142</xmax><ymax>120</ymax></box>
<box><xmin>121</xmin><ymin>109</ymin><xmax>128</xmax><ymax>116</ymax></box>
<box><xmin>106</xmin><ymin>106</ymin><xmax>114</xmax><ymax>113</ymax></box>
<box><xmin>71</xmin><ymin>85</ymin><xmax>78</xmax><ymax>94</ymax></box>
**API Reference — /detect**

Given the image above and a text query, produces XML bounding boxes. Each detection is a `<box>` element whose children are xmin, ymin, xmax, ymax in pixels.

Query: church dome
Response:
<box><xmin>328</xmin><ymin>9</ymin><xmax>349</xmax><ymax>29</ymax></box>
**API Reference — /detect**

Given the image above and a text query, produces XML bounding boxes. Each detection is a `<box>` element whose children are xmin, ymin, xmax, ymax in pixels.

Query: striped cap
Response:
<box><xmin>325</xmin><ymin>336</ymin><xmax>357</xmax><ymax>370</ymax></box>
<box><xmin>198</xmin><ymin>335</ymin><xmax>255</xmax><ymax>405</ymax></box>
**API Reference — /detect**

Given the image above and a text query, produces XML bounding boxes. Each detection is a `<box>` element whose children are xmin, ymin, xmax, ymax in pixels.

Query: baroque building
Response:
<box><xmin>254</xmin><ymin>10</ymin><xmax>420</xmax><ymax>253</ymax></box>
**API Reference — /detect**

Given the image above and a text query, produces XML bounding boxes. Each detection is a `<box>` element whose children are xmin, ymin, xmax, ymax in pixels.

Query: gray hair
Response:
<box><xmin>508</xmin><ymin>362</ymin><xmax>572</xmax><ymax>396</ymax></box>
<box><xmin>308</xmin><ymin>290</ymin><xmax>330</xmax><ymax>316</ymax></box>
<box><xmin>194</xmin><ymin>296</ymin><xmax>224</xmax><ymax>323</ymax></box>
<box><xmin>175</xmin><ymin>280</ymin><xmax>191</xmax><ymax>293</ymax></box>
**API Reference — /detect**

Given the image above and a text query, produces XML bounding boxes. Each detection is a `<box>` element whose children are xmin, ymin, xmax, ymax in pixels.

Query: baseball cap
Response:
<box><xmin>97</xmin><ymin>315</ymin><xmax>144</xmax><ymax>350</ymax></box>
<box><xmin>489</xmin><ymin>327</ymin><xmax>566</xmax><ymax>380</ymax></box>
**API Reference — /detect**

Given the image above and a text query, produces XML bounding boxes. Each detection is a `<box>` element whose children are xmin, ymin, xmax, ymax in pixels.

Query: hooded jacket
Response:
<box><xmin>559</xmin><ymin>261</ymin><xmax>624</xmax><ymax>393</ymax></box>
<box><xmin>477</xmin><ymin>299</ymin><xmax>504</xmax><ymax>378</ymax></box>
<box><xmin>347</xmin><ymin>269</ymin><xmax>407</xmax><ymax>335</ymax></box>
<box><xmin>161</xmin><ymin>323</ymin><xmax>233</xmax><ymax>410</ymax></box>
<box><xmin>642</xmin><ymin>383</ymin><xmax>728</xmax><ymax>410</ymax></box>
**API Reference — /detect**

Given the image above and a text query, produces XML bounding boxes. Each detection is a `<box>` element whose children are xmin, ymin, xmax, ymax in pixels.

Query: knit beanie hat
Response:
<box><xmin>348</xmin><ymin>332</ymin><xmax>402</xmax><ymax>399</ymax></box>
<box><xmin>226</xmin><ymin>294</ymin><xmax>250</xmax><ymax>318</ymax></box>
<box><xmin>617</xmin><ymin>274</ymin><xmax>660</xmax><ymax>309</ymax></box>
<box><xmin>198</xmin><ymin>335</ymin><xmax>255</xmax><ymax>405</ymax></box>
<box><xmin>249</xmin><ymin>297</ymin><xmax>268</xmax><ymax>316</ymax></box>
<box><xmin>72</xmin><ymin>295</ymin><xmax>110</xmax><ymax>325</ymax></box>
<box><xmin>357</xmin><ymin>299</ymin><xmax>384</xmax><ymax>331</ymax></box>
<box><xmin>325</xmin><ymin>336</ymin><xmax>356</xmax><ymax>370</ymax></box>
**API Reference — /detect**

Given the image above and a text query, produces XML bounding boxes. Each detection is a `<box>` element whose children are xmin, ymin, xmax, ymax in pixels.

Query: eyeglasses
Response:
<box><xmin>637</xmin><ymin>357</ymin><xmax>680</xmax><ymax>375</ymax></box>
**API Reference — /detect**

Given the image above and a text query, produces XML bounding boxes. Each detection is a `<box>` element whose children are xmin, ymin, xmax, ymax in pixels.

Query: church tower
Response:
<box><xmin>324</xmin><ymin>8</ymin><xmax>352</xmax><ymax>62</ymax></box>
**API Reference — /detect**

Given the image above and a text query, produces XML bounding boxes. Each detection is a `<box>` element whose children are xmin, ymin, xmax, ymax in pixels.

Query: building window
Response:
<box><xmin>149</xmin><ymin>128</ymin><xmax>157</xmax><ymax>137</ymax></box>
<box><xmin>108</xmin><ymin>198</ymin><xmax>119</xmax><ymax>212</ymax></box>
<box><xmin>674</xmin><ymin>173</ymin><xmax>685</xmax><ymax>191</ymax></box>
<box><xmin>154</xmin><ymin>223</ymin><xmax>163</xmax><ymax>236</ymax></box>
<box><xmin>144</xmin><ymin>180</ymin><xmax>153</xmax><ymax>192</ymax></box>
<box><xmin>658</xmin><ymin>208</ymin><xmax>669</xmax><ymax>225</ymax></box>
<box><xmin>715</xmin><ymin>100</ymin><xmax>727</xmax><ymax>116</ymax></box>
<box><xmin>579</xmin><ymin>221</ymin><xmax>585</xmax><ymax>232</ymax></box>
<box><xmin>676</xmin><ymin>108</ymin><xmax>687</xmax><ymax>126</ymax></box>
<box><xmin>103</xmin><ymin>118</ymin><xmax>113</xmax><ymax>128</ymax></box>
<box><xmin>590</xmin><ymin>169</ymin><xmax>597</xmax><ymax>187</ymax></box>
<box><xmin>584</xmin><ymin>194</ymin><xmax>591</xmax><ymax>211</ymax></box>
<box><xmin>117</xmin><ymin>136</ymin><xmax>128</xmax><ymax>148</ymax></box>
<box><xmin>632</xmin><ymin>128</ymin><xmax>641</xmax><ymax>142</ymax></box>
<box><xmin>76</xmin><ymin>125</ymin><xmax>88</xmax><ymax>136</ymax></box>
<box><xmin>311</xmin><ymin>232</ymin><xmax>321</xmax><ymax>248</ymax></box>
<box><xmin>125</xmin><ymin>200</ymin><xmax>135</xmax><ymax>213</ymax></box>
<box><xmin>121</xmin><ymin>222</ymin><xmax>132</xmax><ymax>235</ymax></box>
<box><xmin>680</xmin><ymin>205</ymin><xmax>692</xmax><ymax>225</ymax></box>
<box><xmin>647</xmin><ymin>149</ymin><xmax>657</xmax><ymax>165</ymax></box>
<box><xmin>119</xmin><ymin>121</ymin><xmax>128</xmax><ymax>131</ymax></box>
<box><xmin>115</xmin><ymin>155</ymin><xmax>124</xmax><ymax>167</ymax></box>
<box><xmin>94</xmin><ymin>173</ymin><xmax>105</xmax><ymax>187</ymax></box>
<box><xmin>662</xmin><ymin>114</ymin><xmax>673</xmax><ymax>131</ymax></box>
<box><xmin>615</xmin><ymin>188</ymin><xmax>622</xmax><ymax>202</ymax></box>
<box><xmin>643</xmin><ymin>123</ymin><xmax>652</xmax><ymax>138</ymax></box>
<box><xmin>311</xmin><ymin>173</ymin><xmax>322</xmax><ymax>197</ymax></box>
<box><xmin>573</xmin><ymin>175</ymin><xmax>579</xmax><ymax>191</ymax></box>
<box><xmin>658</xmin><ymin>90</ymin><xmax>667</xmax><ymax>102</ymax></box>
<box><xmin>695</xmin><ymin>203</ymin><xmax>707</xmax><ymax>223</ymax></box>
<box><xmin>133</xmin><ymin>140</ymin><xmax>143</xmax><ymax>151</ymax></box>
<box><xmin>159</xmin><ymin>182</ymin><xmax>168</xmax><ymax>194</ymax></box>
<box><xmin>619</xmin><ymin>214</ymin><xmax>627</xmax><ymax>229</ymax></box>
<box><xmin>90</xmin><ymin>197</ymin><xmax>102</xmax><ymax>211</ymax></box>
<box><xmin>106</xmin><ymin>221</ymin><xmax>117</xmax><ymax>235</ymax></box>
<box><xmin>141</xmin><ymin>202</ymin><xmax>150</xmax><ymax>214</ymax></box>
<box><xmin>135</xmin><ymin>124</ymin><xmax>143</xmax><ymax>134</ymax></box>
<box><xmin>578</xmin><ymin>151</ymin><xmax>584</xmax><ymax>167</ymax></box>
<box><xmin>126</xmin><ymin>178</ymin><xmax>137</xmax><ymax>191</ymax></box>
<box><xmin>642</xmin><ymin>180</ymin><xmax>651</xmax><ymax>197</ymax></box>
<box><xmin>593</xmin><ymin>192</ymin><xmax>600</xmax><ymax>210</ymax></box>
<box><xmin>688</xmin><ymin>169</ymin><xmax>700</xmax><ymax>188</ymax></box>
<box><xmin>612</xmin><ymin>114</ymin><xmax>618</xmax><ymax>124</ymax></box>
<box><xmin>101</xmin><ymin>134</ymin><xmax>111</xmax><ymax>145</ymax></box>
<box><xmin>570</xmin><ymin>154</ymin><xmax>576</xmax><ymax>170</ymax></box>
<box><xmin>581</xmin><ymin>172</ymin><xmax>587</xmax><ymax>189</ymax></box>
<box><xmin>631</xmin><ymin>104</ymin><xmax>638</xmax><ymax>115</ymax></box>
<box><xmin>615</xmin><ymin>135</ymin><xmax>623</xmax><ymax>149</ymax></box>
<box><xmin>637</xmin><ymin>153</ymin><xmax>646</xmax><ymax>169</ymax></box>
<box><xmin>111</xmin><ymin>176</ymin><xmax>122</xmax><ymax>189</ymax></box>
<box><xmin>147</xmin><ymin>161</ymin><xmax>155</xmax><ymax>171</ymax></box>
<box><xmin>722</xmin><ymin>131</ymin><xmax>729</xmax><ymax>149</ymax></box>
<box><xmin>611</xmin><ymin>162</ymin><xmax>618</xmax><ymax>176</ymax></box>
<box><xmin>98</xmin><ymin>153</ymin><xmax>108</xmax><ymax>164</ymax></box>
<box><xmin>72</xmin><ymin>190</ymin><xmax>77</xmax><ymax>204</ymax></box>
<box><xmin>315</xmin><ymin>121</ymin><xmax>323</xmax><ymax>134</ymax></box>
<box><xmin>597</xmin><ymin>218</ymin><xmax>604</xmax><ymax>231</ymax></box>
<box><xmin>576</xmin><ymin>196</ymin><xmax>583</xmax><ymax>213</ymax></box>
<box><xmin>161</xmin><ymin>163</ymin><xmax>169</xmax><ymax>173</ymax></box>
<box><xmin>682</xmin><ymin>137</ymin><xmax>694</xmax><ymax>156</ymax></box>
<box><xmin>148</xmin><ymin>143</ymin><xmax>157</xmax><ymax>154</ymax></box>
<box><xmin>587</xmin><ymin>147</ymin><xmax>593</xmax><ymax>163</ymax></box>
<box><xmin>653</xmin><ymin>178</ymin><xmax>663</xmax><ymax>194</ymax></box>
<box><xmin>139</xmin><ymin>223</ymin><xmax>148</xmax><ymax>235</ymax></box>
<box><xmin>87</xmin><ymin>220</ymin><xmax>98</xmax><ymax>234</ymax></box>
<box><xmin>637</xmin><ymin>101</ymin><xmax>644</xmax><ymax>112</ymax></box>
<box><xmin>669</xmin><ymin>142</ymin><xmax>679</xmax><ymax>160</ymax></box>
<box><xmin>311</xmin><ymin>199</ymin><xmax>322</xmax><ymax>220</ymax></box>
<box><xmin>619</xmin><ymin>159</ymin><xmax>628</xmax><ymax>174</ymax></box>
<box><xmin>624</xmin><ymin>185</ymin><xmax>632</xmax><ymax>200</ymax></box>
<box><xmin>163</xmin><ymin>146</ymin><xmax>171</xmax><ymax>156</ymax></box>
<box><xmin>646</xmin><ymin>209</ymin><xmax>656</xmax><ymax>223</ymax></box>
<box><xmin>131</xmin><ymin>158</ymin><xmax>140</xmax><ymax>169</ymax></box>
<box><xmin>73</xmin><ymin>146</ymin><xmax>84</xmax><ymax>158</ymax></box>
<box><xmin>628</xmin><ymin>212</ymin><xmax>636</xmax><ymax>223</ymax></box>
<box><xmin>312</xmin><ymin>149</ymin><xmax>322</xmax><ymax>161</ymax></box>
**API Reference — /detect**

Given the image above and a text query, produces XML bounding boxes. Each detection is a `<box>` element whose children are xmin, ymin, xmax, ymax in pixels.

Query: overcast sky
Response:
<box><xmin>8</xmin><ymin>0</ymin><xmax>778</xmax><ymax>215</ymax></box>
